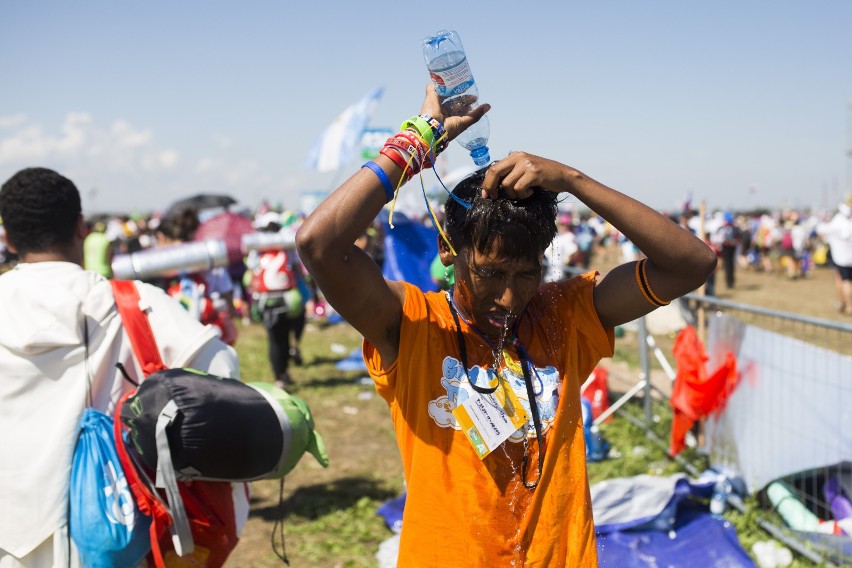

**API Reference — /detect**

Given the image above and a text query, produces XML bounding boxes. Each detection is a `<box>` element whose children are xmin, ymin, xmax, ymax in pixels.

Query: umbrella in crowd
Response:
<box><xmin>195</xmin><ymin>211</ymin><xmax>254</xmax><ymax>265</ymax></box>
<box><xmin>164</xmin><ymin>193</ymin><xmax>237</xmax><ymax>218</ymax></box>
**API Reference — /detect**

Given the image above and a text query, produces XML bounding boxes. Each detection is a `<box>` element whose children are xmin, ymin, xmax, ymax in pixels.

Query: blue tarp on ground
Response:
<box><xmin>377</xmin><ymin>475</ymin><xmax>755</xmax><ymax>567</ymax></box>
<box><xmin>336</xmin><ymin>347</ymin><xmax>367</xmax><ymax>372</ymax></box>
<box><xmin>594</xmin><ymin>474</ymin><xmax>756</xmax><ymax>567</ymax></box>
<box><xmin>597</xmin><ymin>513</ymin><xmax>755</xmax><ymax>567</ymax></box>
<box><xmin>380</xmin><ymin>212</ymin><xmax>439</xmax><ymax>293</ymax></box>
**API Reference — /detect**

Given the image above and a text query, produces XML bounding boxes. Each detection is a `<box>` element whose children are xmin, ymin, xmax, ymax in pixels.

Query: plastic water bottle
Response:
<box><xmin>710</xmin><ymin>478</ymin><xmax>731</xmax><ymax>518</ymax></box>
<box><xmin>422</xmin><ymin>30</ymin><xmax>491</xmax><ymax>166</ymax></box>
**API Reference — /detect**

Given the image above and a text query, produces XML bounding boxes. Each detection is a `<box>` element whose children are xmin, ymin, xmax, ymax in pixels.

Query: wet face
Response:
<box><xmin>452</xmin><ymin>242</ymin><xmax>543</xmax><ymax>339</ymax></box>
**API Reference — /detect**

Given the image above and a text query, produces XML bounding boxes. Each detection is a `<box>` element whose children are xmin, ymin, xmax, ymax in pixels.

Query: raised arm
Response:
<box><xmin>481</xmin><ymin>154</ymin><xmax>717</xmax><ymax>328</ymax></box>
<box><xmin>296</xmin><ymin>85</ymin><xmax>488</xmax><ymax>363</ymax></box>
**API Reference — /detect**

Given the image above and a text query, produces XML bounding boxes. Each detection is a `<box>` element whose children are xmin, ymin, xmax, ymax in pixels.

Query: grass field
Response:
<box><xmin>225</xmin><ymin>255</ymin><xmax>849</xmax><ymax>567</ymax></box>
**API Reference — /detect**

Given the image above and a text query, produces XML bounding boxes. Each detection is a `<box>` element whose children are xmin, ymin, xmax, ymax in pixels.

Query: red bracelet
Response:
<box><xmin>384</xmin><ymin>138</ymin><xmax>422</xmax><ymax>169</ymax></box>
<box><xmin>379</xmin><ymin>146</ymin><xmax>414</xmax><ymax>180</ymax></box>
<box><xmin>385</xmin><ymin>134</ymin><xmax>426</xmax><ymax>170</ymax></box>
<box><xmin>398</xmin><ymin>130</ymin><xmax>434</xmax><ymax>169</ymax></box>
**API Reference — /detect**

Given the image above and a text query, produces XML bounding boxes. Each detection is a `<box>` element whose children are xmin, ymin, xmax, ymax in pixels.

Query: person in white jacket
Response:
<box><xmin>0</xmin><ymin>167</ymin><xmax>241</xmax><ymax>567</ymax></box>
<box><xmin>817</xmin><ymin>201</ymin><xmax>852</xmax><ymax>315</ymax></box>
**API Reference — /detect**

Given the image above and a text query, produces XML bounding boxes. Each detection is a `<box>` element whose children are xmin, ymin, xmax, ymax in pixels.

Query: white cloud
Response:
<box><xmin>110</xmin><ymin>119</ymin><xmax>152</xmax><ymax>148</ymax></box>
<box><xmin>0</xmin><ymin>124</ymin><xmax>51</xmax><ymax>162</ymax></box>
<box><xmin>0</xmin><ymin>113</ymin><xmax>172</xmax><ymax>172</ymax></box>
<box><xmin>0</xmin><ymin>114</ymin><xmax>27</xmax><ymax>129</ymax></box>
<box><xmin>0</xmin><ymin>113</ymin><xmax>293</xmax><ymax>213</ymax></box>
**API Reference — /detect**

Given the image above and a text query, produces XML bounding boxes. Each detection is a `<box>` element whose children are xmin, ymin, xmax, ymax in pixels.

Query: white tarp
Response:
<box><xmin>704</xmin><ymin>314</ymin><xmax>852</xmax><ymax>492</ymax></box>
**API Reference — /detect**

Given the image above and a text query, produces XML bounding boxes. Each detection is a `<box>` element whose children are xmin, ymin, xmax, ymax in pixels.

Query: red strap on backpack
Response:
<box><xmin>110</xmin><ymin>279</ymin><xmax>240</xmax><ymax>568</ymax></box>
<box><xmin>110</xmin><ymin>280</ymin><xmax>167</xmax><ymax>378</ymax></box>
<box><xmin>113</xmin><ymin>392</ymin><xmax>173</xmax><ymax>568</ymax></box>
<box><xmin>111</xmin><ymin>280</ymin><xmax>173</xmax><ymax>567</ymax></box>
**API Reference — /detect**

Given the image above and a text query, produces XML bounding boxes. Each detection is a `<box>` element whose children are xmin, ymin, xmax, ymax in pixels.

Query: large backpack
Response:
<box><xmin>110</xmin><ymin>279</ymin><xmax>327</xmax><ymax>566</ymax></box>
<box><xmin>111</xmin><ymin>280</ymin><xmax>247</xmax><ymax>567</ymax></box>
<box><xmin>248</xmin><ymin>250</ymin><xmax>305</xmax><ymax>320</ymax></box>
<box><xmin>250</xmin><ymin>250</ymin><xmax>297</xmax><ymax>293</ymax></box>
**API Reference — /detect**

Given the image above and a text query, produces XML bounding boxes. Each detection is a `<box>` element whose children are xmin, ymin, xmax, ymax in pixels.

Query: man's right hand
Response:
<box><xmin>419</xmin><ymin>83</ymin><xmax>490</xmax><ymax>146</ymax></box>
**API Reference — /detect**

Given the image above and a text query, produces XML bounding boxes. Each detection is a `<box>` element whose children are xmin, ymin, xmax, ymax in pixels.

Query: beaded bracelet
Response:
<box><xmin>635</xmin><ymin>258</ymin><xmax>671</xmax><ymax>306</ymax></box>
<box><xmin>361</xmin><ymin>160</ymin><xmax>394</xmax><ymax>203</ymax></box>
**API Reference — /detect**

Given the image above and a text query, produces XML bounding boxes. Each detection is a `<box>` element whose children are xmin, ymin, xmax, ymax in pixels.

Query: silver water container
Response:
<box><xmin>111</xmin><ymin>239</ymin><xmax>229</xmax><ymax>280</ymax></box>
<box><xmin>240</xmin><ymin>229</ymin><xmax>296</xmax><ymax>254</ymax></box>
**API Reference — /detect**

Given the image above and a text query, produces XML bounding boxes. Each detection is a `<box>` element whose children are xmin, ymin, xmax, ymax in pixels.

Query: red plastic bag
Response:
<box><xmin>581</xmin><ymin>367</ymin><xmax>611</xmax><ymax>423</ymax></box>
<box><xmin>669</xmin><ymin>326</ymin><xmax>738</xmax><ymax>455</ymax></box>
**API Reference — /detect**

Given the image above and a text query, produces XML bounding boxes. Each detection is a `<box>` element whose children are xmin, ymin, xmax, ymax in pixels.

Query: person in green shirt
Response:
<box><xmin>83</xmin><ymin>220</ymin><xmax>113</xmax><ymax>277</ymax></box>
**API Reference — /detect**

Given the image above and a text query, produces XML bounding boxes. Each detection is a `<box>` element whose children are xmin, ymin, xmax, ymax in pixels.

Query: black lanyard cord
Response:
<box><xmin>445</xmin><ymin>295</ymin><xmax>545</xmax><ymax>489</ymax></box>
<box><xmin>518</xmin><ymin>346</ymin><xmax>545</xmax><ymax>490</ymax></box>
<box><xmin>448</xmin><ymin>300</ymin><xmax>498</xmax><ymax>395</ymax></box>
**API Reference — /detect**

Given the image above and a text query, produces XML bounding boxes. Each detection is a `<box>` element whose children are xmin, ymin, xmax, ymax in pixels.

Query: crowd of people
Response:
<box><xmin>675</xmin><ymin>202</ymin><xmax>852</xmax><ymax>312</ymax></box>
<box><xmin>1</xmin><ymin>80</ymin><xmax>850</xmax><ymax>567</ymax></box>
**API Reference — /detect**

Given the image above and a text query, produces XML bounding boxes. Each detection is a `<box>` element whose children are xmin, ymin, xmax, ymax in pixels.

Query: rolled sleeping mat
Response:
<box><xmin>112</xmin><ymin>239</ymin><xmax>228</xmax><ymax>280</ymax></box>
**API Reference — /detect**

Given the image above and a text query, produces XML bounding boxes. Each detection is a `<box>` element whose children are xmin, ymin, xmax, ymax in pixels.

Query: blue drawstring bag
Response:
<box><xmin>70</xmin><ymin>408</ymin><xmax>152</xmax><ymax>568</ymax></box>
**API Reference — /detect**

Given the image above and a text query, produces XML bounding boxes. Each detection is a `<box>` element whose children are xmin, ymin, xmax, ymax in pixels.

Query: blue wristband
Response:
<box><xmin>362</xmin><ymin>160</ymin><xmax>394</xmax><ymax>203</ymax></box>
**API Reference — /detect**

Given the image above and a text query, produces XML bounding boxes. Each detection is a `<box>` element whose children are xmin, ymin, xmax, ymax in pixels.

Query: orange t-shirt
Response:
<box><xmin>364</xmin><ymin>273</ymin><xmax>614</xmax><ymax>567</ymax></box>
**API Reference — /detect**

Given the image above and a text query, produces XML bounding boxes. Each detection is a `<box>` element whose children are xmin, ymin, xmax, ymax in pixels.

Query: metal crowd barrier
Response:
<box><xmin>603</xmin><ymin>289</ymin><xmax>852</xmax><ymax>566</ymax></box>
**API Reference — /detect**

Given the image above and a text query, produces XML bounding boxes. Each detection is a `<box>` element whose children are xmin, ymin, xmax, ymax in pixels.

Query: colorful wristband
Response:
<box><xmin>398</xmin><ymin>130</ymin><xmax>434</xmax><ymax>169</ymax></box>
<box><xmin>379</xmin><ymin>146</ymin><xmax>414</xmax><ymax>179</ymax></box>
<box><xmin>384</xmin><ymin>137</ymin><xmax>423</xmax><ymax>171</ymax></box>
<box><xmin>361</xmin><ymin>160</ymin><xmax>394</xmax><ymax>203</ymax></box>
<box><xmin>401</xmin><ymin>116</ymin><xmax>436</xmax><ymax>150</ymax></box>
<box><xmin>419</xmin><ymin>114</ymin><xmax>448</xmax><ymax>152</ymax></box>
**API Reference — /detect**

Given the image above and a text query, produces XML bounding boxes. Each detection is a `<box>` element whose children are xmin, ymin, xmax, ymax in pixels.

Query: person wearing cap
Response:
<box><xmin>296</xmin><ymin>83</ymin><xmax>716</xmax><ymax>566</ymax></box>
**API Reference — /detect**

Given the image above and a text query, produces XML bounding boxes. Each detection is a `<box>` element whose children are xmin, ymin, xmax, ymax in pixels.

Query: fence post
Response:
<box><xmin>697</xmin><ymin>200</ymin><xmax>707</xmax><ymax>343</ymax></box>
<box><xmin>637</xmin><ymin>315</ymin><xmax>652</xmax><ymax>424</ymax></box>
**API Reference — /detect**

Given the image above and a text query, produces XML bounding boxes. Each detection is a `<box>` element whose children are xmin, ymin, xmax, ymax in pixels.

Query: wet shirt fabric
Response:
<box><xmin>363</xmin><ymin>273</ymin><xmax>613</xmax><ymax>567</ymax></box>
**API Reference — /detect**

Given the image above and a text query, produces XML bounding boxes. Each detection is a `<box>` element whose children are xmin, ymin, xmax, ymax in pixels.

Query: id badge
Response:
<box><xmin>453</xmin><ymin>379</ymin><xmax>529</xmax><ymax>459</ymax></box>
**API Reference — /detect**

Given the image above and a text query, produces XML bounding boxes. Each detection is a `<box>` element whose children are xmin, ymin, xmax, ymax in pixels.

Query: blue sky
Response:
<box><xmin>2</xmin><ymin>1</ymin><xmax>850</xmax><ymax>215</ymax></box>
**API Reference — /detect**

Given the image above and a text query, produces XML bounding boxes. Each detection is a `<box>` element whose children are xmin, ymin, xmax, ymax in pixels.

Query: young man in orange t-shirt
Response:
<box><xmin>297</xmin><ymin>85</ymin><xmax>716</xmax><ymax>566</ymax></box>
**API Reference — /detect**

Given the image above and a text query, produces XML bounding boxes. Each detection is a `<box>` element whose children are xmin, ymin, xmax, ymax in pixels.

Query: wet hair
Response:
<box><xmin>0</xmin><ymin>167</ymin><xmax>81</xmax><ymax>255</ymax></box>
<box><xmin>158</xmin><ymin>208</ymin><xmax>200</xmax><ymax>242</ymax></box>
<box><xmin>444</xmin><ymin>167</ymin><xmax>558</xmax><ymax>259</ymax></box>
